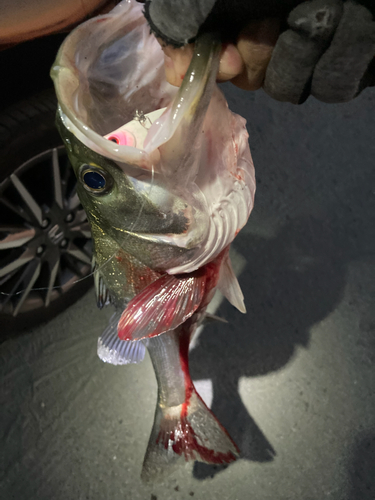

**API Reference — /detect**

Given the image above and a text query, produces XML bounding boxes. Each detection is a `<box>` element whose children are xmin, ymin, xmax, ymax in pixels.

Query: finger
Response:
<box><xmin>217</xmin><ymin>44</ymin><xmax>244</xmax><ymax>82</ymax></box>
<box><xmin>231</xmin><ymin>18</ymin><xmax>280</xmax><ymax>91</ymax></box>
<box><xmin>145</xmin><ymin>0</ymin><xmax>216</xmax><ymax>48</ymax></box>
<box><xmin>161</xmin><ymin>40</ymin><xmax>243</xmax><ymax>86</ymax></box>
<box><xmin>159</xmin><ymin>22</ymin><xmax>276</xmax><ymax>89</ymax></box>
<box><xmin>311</xmin><ymin>1</ymin><xmax>375</xmax><ymax>103</ymax></box>
<box><xmin>160</xmin><ymin>41</ymin><xmax>194</xmax><ymax>87</ymax></box>
<box><xmin>264</xmin><ymin>0</ymin><xmax>343</xmax><ymax>104</ymax></box>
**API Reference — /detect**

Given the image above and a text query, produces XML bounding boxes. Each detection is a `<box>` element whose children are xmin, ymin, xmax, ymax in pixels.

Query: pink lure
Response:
<box><xmin>105</xmin><ymin>130</ymin><xmax>135</xmax><ymax>146</ymax></box>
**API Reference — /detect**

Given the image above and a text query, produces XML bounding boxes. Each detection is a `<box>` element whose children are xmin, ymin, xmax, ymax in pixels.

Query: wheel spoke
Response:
<box><xmin>67</xmin><ymin>191</ymin><xmax>81</xmax><ymax>211</ymax></box>
<box><xmin>72</xmin><ymin>208</ymin><xmax>88</xmax><ymax>224</ymax></box>
<box><xmin>52</xmin><ymin>148</ymin><xmax>64</xmax><ymax>209</ymax></box>
<box><xmin>13</xmin><ymin>260</ymin><xmax>42</xmax><ymax>316</ymax></box>
<box><xmin>0</xmin><ymin>271</ymin><xmax>24</xmax><ymax>311</ymax></box>
<box><xmin>69</xmin><ymin>222</ymin><xmax>91</xmax><ymax>239</ymax></box>
<box><xmin>10</xmin><ymin>174</ymin><xmax>43</xmax><ymax>225</ymax></box>
<box><xmin>45</xmin><ymin>255</ymin><xmax>60</xmax><ymax>307</ymax></box>
<box><xmin>0</xmin><ymin>267</ymin><xmax>19</xmax><ymax>287</ymax></box>
<box><xmin>64</xmin><ymin>256</ymin><xmax>85</xmax><ymax>279</ymax></box>
<box><xmin>0</xmin><ymin>248</ymin><xmax>35</xmax><ymax>278</ymax></box>
<box><xmin>0</xmin><ymin>196</ymin><xmax>30</xmax><ymax>221</ymax></box>
<box><xmin>61</xmin><ymin>157</ymin><xmax>73</xmax><ymax>199</ymax></box>
<box><xmin>0</xmin><ymin>226</ymin><xmax>36</xmax><ymax>249</ymax></box>
<box><xmin>0</xmin><ymin>258</ymin><xmax>36</xmax><ymax>311</ymax></box>
<box><xmin>65</xmin><ymin>243</ymin><xmax>91</xmax><ymax>265</ymax></box>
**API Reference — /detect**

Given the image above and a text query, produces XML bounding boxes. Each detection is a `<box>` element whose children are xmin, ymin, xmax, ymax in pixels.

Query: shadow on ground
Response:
<box><xmin>190</xmin><ymin>162</ymin><xmax>375</xmax><ymax>479</ymax></box>
<box><xmin>348</xmin><ymin>432</ymin><xmax>375</xmax><ymax>500</ymax></box>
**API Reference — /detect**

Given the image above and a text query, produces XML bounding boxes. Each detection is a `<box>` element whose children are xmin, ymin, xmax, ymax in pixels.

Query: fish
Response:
<box><xmin>51</xmin><ymin>0</ymin><xmax>255</xmax><ymax>482</ymax></box>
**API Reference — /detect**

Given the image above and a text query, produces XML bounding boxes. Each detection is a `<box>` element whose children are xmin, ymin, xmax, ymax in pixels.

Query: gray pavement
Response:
<box><xmin>1</xmin><ymin>84</ymin><xmax>375</xmax><ymax>500</ymax></box>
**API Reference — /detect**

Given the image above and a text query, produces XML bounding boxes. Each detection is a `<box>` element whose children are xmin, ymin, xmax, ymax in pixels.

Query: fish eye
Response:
<box><xmin>79</xmin><ymin>164</ymin><xmax>113</xmax><ymax>195</ymax></box>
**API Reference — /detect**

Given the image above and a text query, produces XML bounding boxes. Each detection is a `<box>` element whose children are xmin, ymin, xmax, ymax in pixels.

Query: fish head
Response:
<box><xmin>56</xmin><ymin>115</ymin><xmax>199</xmax><ymax>272</ymax></box>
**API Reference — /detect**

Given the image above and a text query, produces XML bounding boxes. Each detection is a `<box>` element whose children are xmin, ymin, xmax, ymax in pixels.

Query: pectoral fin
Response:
<box><xmin>118</xmin><ymin>273</ymin><xmax>206</xmax><ymax>341</ymax></box>
<box><xmin>93</xmin><ymin>256</ymin><xmax>113</xmax><ymax>309</ymax></box>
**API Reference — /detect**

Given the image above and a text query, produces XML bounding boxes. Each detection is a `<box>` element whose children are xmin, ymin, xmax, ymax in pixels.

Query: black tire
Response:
<box><xmin>0</xmin><ymin>89</ymin><xmax>93</xmax><ymax>339</ymax></box>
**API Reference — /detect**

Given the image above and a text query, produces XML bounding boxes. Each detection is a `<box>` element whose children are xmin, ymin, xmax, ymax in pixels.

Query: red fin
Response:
<box><xmin>141</xmin><ymin>389</ymin><xmax>239</xmax><ymax>483</ymax></box>
<box><xmin>117</xmin><ymin>273</ymin><xmax>206</xmax><ymax>341</ymax></box>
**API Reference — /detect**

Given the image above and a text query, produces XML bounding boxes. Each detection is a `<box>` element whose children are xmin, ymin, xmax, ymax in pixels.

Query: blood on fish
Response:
<box><xmin>156</xmin><ymin>322</ymin><xmax>237</xmax><ymax>464</ymax></box>
<box><xmin>115</xmin><ymin>250</ymin><xmax>161</xmax><ymax>296</ymax></box>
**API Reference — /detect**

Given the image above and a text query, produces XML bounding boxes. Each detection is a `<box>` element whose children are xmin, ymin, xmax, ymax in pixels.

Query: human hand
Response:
<box><xmin>161</xmin><ymin>18</ymin><xmax>280</xmax><ymax>92</ymax></box>
<box><xmin>143</xmin><ymin>0</ymin><xmax>375</xmax><ymax>104</ymax></box>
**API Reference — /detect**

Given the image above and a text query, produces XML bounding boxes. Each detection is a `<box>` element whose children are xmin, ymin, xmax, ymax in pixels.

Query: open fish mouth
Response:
<box><xmin>51</xmin><ymin>0</ymin><xmax>175</xmax><ymax>168</ymax></box>
<box><xmin>51</xmin><ymin>3</ymin><xmax>224</xmax><ymax>272</ymax></box>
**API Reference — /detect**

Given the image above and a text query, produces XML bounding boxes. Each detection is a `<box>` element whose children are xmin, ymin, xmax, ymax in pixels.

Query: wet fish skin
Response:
<box><xmin>142</xmin><ymin>309</ymin><xmax>239</xmax><ymax>483</ymax></box>
<box><xmin>52</xmin><ymin>1</ymin><xmax>254</xmax><ymax>481</ymax></box>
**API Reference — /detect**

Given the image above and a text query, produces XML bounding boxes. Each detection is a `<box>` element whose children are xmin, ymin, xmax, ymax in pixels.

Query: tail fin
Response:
<box><xmin>141</xmin><ymin>387</ymin><xmax>239</xmax><ymax>483</ymax></box>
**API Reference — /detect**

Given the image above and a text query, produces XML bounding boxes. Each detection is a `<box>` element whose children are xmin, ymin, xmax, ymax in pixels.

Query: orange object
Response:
<box><xmin>0</xmin><ymin>0</ymin><xmax>117</xmax><ymax>46</ymax></box>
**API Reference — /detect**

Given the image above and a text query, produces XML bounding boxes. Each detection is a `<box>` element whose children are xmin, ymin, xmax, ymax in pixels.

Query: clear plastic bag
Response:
<box><xmin>51</xmin><ymin>0</ymin><xmax>255</xmax><ymax>274</ymax></box>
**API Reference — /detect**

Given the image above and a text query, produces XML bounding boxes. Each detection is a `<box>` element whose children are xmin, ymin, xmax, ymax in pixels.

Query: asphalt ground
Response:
<box><xmin>1</xmin><ymin>82</ymin><xmax>375</xmax><ymax>500</ymax></box>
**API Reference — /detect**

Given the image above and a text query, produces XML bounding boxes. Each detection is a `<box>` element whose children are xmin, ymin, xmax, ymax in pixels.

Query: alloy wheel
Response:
<box><xmin>0</xmin><ymin>146</ymin><xmax>92</xmax><ymax>316</ymax></box>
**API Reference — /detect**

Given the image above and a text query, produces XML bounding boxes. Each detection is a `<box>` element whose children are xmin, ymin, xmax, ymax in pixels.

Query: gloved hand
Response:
<box><xmin>143</xmin><ymin>0</ymin><xmax>375</xmax><ymax>104</ymax></box>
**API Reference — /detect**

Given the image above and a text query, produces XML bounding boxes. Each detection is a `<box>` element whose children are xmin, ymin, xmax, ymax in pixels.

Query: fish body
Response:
<box><xmin>52</xmin><ymin>0</ymin><xmax>255</xmax><ymax>481</ymax></box>
<box><xmin>142</xmin><ymin>308</ymin><xmax>239</xmax><ymax>482</ymax></box>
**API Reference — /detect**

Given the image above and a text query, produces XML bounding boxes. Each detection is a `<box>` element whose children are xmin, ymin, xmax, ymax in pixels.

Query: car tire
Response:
<box><xmin>0</xmin><ymin>89</ymin><xmax>93</xmax><ymax>339</ymax></box>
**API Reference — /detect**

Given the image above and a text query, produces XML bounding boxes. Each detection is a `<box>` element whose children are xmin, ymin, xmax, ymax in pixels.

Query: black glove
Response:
<box><xmin>144</xmin><ymin>0</ymin><xmax>302</xmax><ymax>46</ymax></box>
<box><xmin>143</xmin><ymin>0</ymin><xmax>375</xmax><ymax>104</ymax></box>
